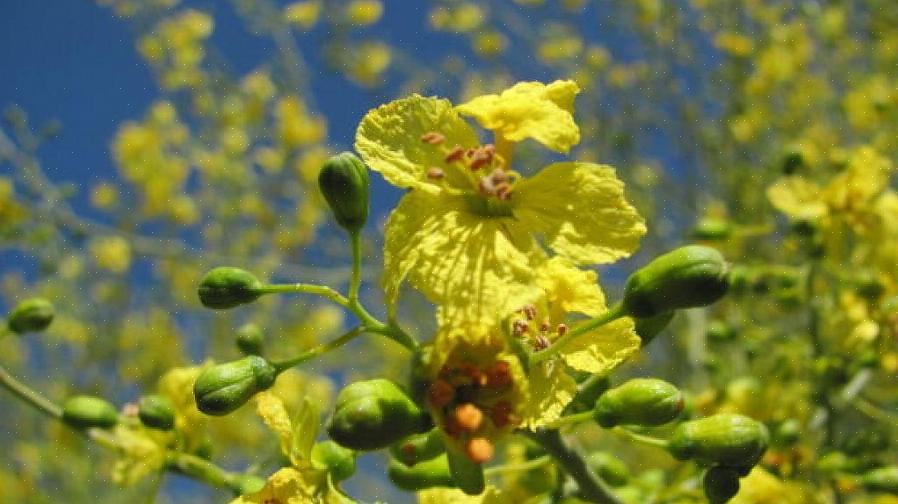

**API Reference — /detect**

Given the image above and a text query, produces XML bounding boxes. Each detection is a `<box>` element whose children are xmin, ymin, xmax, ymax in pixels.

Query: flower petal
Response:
<box><xmin>355</xmin><ymin>94</ymin><xmax>480</xmax><ymax>193</ymax></box>
<box><xmin>230</xmin><ymin>467</ymin><xmax>320</xmax><ymax>504</ymax></box>
<box><xmin>534</xmin><ymin>256</ymin><xmax>606</xmax><ymax>320</ymax></box>
<box><xmin>766</xmin><ymin>175</ymin><xmax>827</xmax><ymax>221</ymax></box>
<box><xmin>456</xmin><ymin>80</ymin><xmax>581</xmax><ymax>153</ymax></box>
<box><xmin>515</xmin><ymin>162</ymin><xmax>646</xmax><ymax>264</ymax></box>
<box><xmin>383</xmin><ymin>190</ymin><xmax>544</xmax><ymax>327</ymax></box>
<box><xmin>560</xmin><ymin>317</ymin><xmax>640</xmax><ymax>374</ymax></box>
<box><xmin>522</xmin><ymin>361</ymin><xmax>577</xmax><ymax>429</ymax></box>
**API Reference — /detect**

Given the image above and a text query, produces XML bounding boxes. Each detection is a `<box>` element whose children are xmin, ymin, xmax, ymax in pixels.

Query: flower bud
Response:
<box><xmin>692</xmin><ymin>218</ymin><xmax>732</xmax><ymax>241</ymax></box>
<box><xmin>327</xmin><ymin>379</ymin><xmax>430</xmax><ymax>451</ymax></box>
<box><xmin>593</xmin><ymin>378</ymin><xmax>684</xmax><ymax>428</ymax></box>
<box><xmin>860</xmin><ymin>466</ymin><xmax>898</xmax><ymax>494</ymax></box>
<box><xmin>7</xmin><ymin>298</ymin><xmax>54</xmax><ymax>334</ymax></box>
<box><xmin>235</xmin><ymin>323</ymin><xmax>264</xmax><ymax>356</ymax></box>
<box><xmin>388</xmin><ymin>454</ymin><xmax>456</xmax><ymax>491</ymax></box>
<box><xmin>587</xmin><ymin>453</ymin><xmax>630</xmax><ymax>487</ymax></box>
<box><xmin>668</xmin><ymin>414</ymin><xmax>769</xmax><ymax>468</ymax></box>
<box><xmin>634</xmin><ymin>311</ymin><xmax>674</xmax><ymax>346</ymax></box>
<box><xmin>231</xmin><ymin>474</ymin><xmax>266</xmax><ymax>496</ymax></box>
<box><xmin>446</xmin><ymin>445</ymin><xmax>486</xmax><ymax>495</ymax></box>
<box><xmin>193</xmin><ymin>356</ymin><xmax>277</xmax><ymax>416</ymax></box>
<box><xmin>62</xmin><ymin>395</ymin><xmax>119</xmax><ymax>429</ymax></box>
<box><xmin>703</xmin><ymin>466</ymin><xmax>741</xmax><ymax>504</ymax></box>
<box><xmin>318</xmin><ymin>152</ymin><xmax>369</xmax><ymax>233</ymax></box>
<box><xmin>390</xmin><ymin>428</ymin><xmax>446</xmax><ymax>466</ymax></box>
<box><xmin>774</xmin><ymin>419</ymin><xmax>801</xmax><ymax>446</ymax></box>
<box><xmin>622</xmin><ymin>246</ymin><xmax>730</xmax><ymax>318</ymax></box>
<box><xmin>137</xmin><ymin>394</ymin><xmax>176</xmax><ymax>430</ymax></box>
<box><xmin>311</xmin><ymin>440</ymin><xmax>357</xmax><ymax>482</ymax></box>
<box><xmin>197</xmin><ymin>267</ymin><xmax>262</xmax><ymax>310</ymax></box>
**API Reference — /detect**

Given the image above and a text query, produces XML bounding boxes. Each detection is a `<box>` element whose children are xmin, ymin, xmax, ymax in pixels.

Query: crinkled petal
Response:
<box><xmin>255</xmin><ymin>392</ymin><xmax>318</xmax><ymax>466</ymax></box>
<box><xmin>560</xmin><ymin>317</ymin><xmax>640</xmax><ymax>374</ymax></box>
<box><xmin>230</xmin><ymin>468</ymin><xmax>321</xmax><ymax>504</ymax></box>
<box><xmin>515</xmin><ymin>162</ymin><xmax>646</xmax><ymax>264</ymax></box>
<box><xmin>355</xmin><ymin>94</ymin><xmax>480</xmax><ymax>193</ymax></box>
<box><xmin>256</xmin><ymin>392</ymin><xmax>296</xmax><ymax>463</ymax></box>
<box><xmin>824</xmin><ymin>146</ymin><xmax>894</xmax><ymax>210</ymax></box>
<box><xmin>766</xmin><ymin>175</ymin><xmax>827</xmax><ymax>221</ymax></box>
<box><xmin>418</xmin><ymin>486</ymin><xmax>505</xmax><ymax>504</ymax></box>
<box><xmin>456</xmin><ymin>80</ymin><xmax>581</xmax><ymax>153</ymax></box>
<box><xmin>383</xmin><ymin>190</ymin><xmax>544</xmax><ymax>327</ymax></box>
<box><xmin>523</xmin><ymin>361</ymin><xmax>577</xmax><ymax>429</ymax></box>
<box><xmin>534</xmin><ymin>256</ymin><xmax>606</xmax><ymax>320</ymax></box>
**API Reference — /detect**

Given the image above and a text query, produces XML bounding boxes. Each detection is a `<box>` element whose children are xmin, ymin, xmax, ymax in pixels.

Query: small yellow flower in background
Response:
<box><xmin>343</xmin><ymin>41</ymin><xmax>392</xmax><ymax>87</ymax></box>
<box><xmin>90</xmin><ymin>182</ymin><xmax>119</xmax><ymax>209</ymax></box>
<box><xmin>284</xmin><ymin>0</ymin><xmax>322</xmax><ymax>30</ymax></box>
<box><xmin>157</xmin><ymin>363</ymin><xmax>213</xmax><ymax>451</ymax></box>
<box><xmin>276</xmin><ymin>96</ymin><xmax>328</xmax><ymax>148</ymax></box>
<box><xmin>730</xmin><ymin>467</ymin><xmax>815</xmax><ymax>504</ymax></box>
<box><xmin>345</xmin><ymin>0</ymin><xmax>383</xmax><ymax>26</ymax></box>
<box><xmin>355</xmin><ymin>81</ymin><xmax>645</xmax><ymax>326</ymax></box>
<box><xmin>715</xmin><ymin>31</ymin><xmax>755</xmax><ymax>57</ymax></box>
<box><xmin>90</xmin><ymin>235</ymin><xmax>132</xmax><ymax>274</ymax></box>
<box><xmin>418</xmin><ymin>486</ymin><xmax>505</xmax><ymax>503</ymax></box>
<box><xmin>111</xmin><ymin>423</ymin><xmax>168</xmax><ymax>486</ymax></box>
<box><xmin>429</xmin><ymin>4</ymin><xmax>485</xmax><ymax>33</ymax></box>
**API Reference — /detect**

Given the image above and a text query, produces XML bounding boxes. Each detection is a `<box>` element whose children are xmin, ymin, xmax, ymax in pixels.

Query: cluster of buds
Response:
<box><xmin>511</xmin><ymin>304</ymin><xmax>567</xmax><ymax>351</ymax></box>
<box><xmin>427</xmin><ymin>356</ymin><xmax>519</xmax><ymax>463</ymax></box>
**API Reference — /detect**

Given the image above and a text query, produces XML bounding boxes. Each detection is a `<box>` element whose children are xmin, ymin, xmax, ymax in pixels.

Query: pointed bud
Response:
<box><xmin>390</xmin><ymin>429</ymin><xmax>445</xmax><ymax>467</ymax></box>
<box><xmin>388</xmin><ymin>454</ymin><xmax>456</xmax><ymax>491</ymax></box>
<box><xmin>327</xmin><ymin>379</ymin><xmax>430</xmax><ymax>451</ymax></box>
<box><xmin>62</xmin><ymin>395</ymin><xmax>118</xmax><ymax>429</ymax></box>
<box><xmin>137</xmin><ymin>394</ymin><xmax>176</xmax><ymax>430</ymax></box>
<box><xmin>197</xmin><ymin>267</ymin><xmax>262</xmax><ymax>310</ymax></box>
<box><xmin>594</xmin><ymin>378</ymin><xmax>684</xmax><ymax>428</ymax></box>
<box><xmin>235</xmin><ymin>323</ymin><xmax>264</xmax><ymax>356</ymax></box>
<box><xmin>193</xmin><ymin>356</ymin><xmax>277</xmax><ymax>416</ymax></box>
<box><xmin>622</xmin><ymin>245</ymin><xmax>730</xmax><ymax>318</ymax></box>
<box><xmin>7</xmin><ymin>298</ymin><xmax>54</xmax><ymax>334</ymax></box>
<box><xmin>318</xmin><ymin>152</ymin><xmax>369</xmax><ymax>233</ymax></box>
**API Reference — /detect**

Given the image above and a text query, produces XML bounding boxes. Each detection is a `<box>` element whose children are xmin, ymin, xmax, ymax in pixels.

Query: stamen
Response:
<box><xmin>485</xmin><ymin>361</ymin><xmax>512</xmax><ymax>388</ymax></box>
<box><xmin>444</xmin><ymin>145</ymin><xmax>465</xmax><ymax>163</ymax></box>
<box><xmin>465</xmin><ymin>438</ymin><xmax>495</xmax><ymax>463</ymax></box>
<box><xmin>557</xmin><ymin>323</ymin><xmax>568</xmax><ymax>337</ymax></box>
<box><xmin>539</xmin><ymin>318</ymin><xmax>551</xmax><ymax>333</ymax></box>
<box><xmin>478</xmin><ymin>176</ymin><xmax>496</xmax><ymax>196</ymax></box>
<box><xmin>495</xmin><ymin>182</ymin><xmax>512</xmax><ymax>201</ymax></box>
<box><xmin>426</xmin><ymin>167</ymin><xmax>445</xmax><ymax>180</ymax></box>
<box><xmin>489</xmin><ymin>167</ymin><xmax>507</xmax><ymax>183</ymax></box>
<box><xmin>534</xmin><ymin>334</ymin><xmax>551</xmax><ymax>350</ymax></box>
<box><xmin>469</xmin><ymin>147</ymin><xmax>495</xmax><ymax>171</ymax></box>
<box><xmin>490</xmin><ymin>401</ymin><xmax>517</xmax><ymax>428</ymax></box>
<box><xmin>420</xmin><ymin>132</ymin><xmax>445</xmax><ymax>144</ymax></box>
<box><xmin>522</xmin><ymin>305</ymin><xmax>538</xmax><ymax>321</ymax></box>
<box><xmin>512</xmin><ymin>319</ymin><xmax>529</xmax><ymax>336</ymax></box>
<box><xmin>454</xmin><ymin>403</ymin><xmax>485</xmax><ymax>432</ymax></box>
<box><xmin>428</xmin><ymin>379</ymin><xmax>455</xmax><ymax>408</ymax></box>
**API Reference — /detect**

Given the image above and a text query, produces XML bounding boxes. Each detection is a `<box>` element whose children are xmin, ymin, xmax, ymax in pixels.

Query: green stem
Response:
<box><xmin>0</xmin><ymin>363</ymin><xmax>250</xmax><ymax>494</ymax></box>
<box><xmin>530</xmin><ymin>304</ymin><xmax>626</xmax><ymax>366</ymax></box>
<box><xmin>348</xmin><ymin>231</ymin><xmax>362</xmax><ymax>303</ymax></box>
<box><xmin>524</xmin><ymin>429</ymin><xmax>623</xmax><ymax>504</ymax></box>
<box><xmin>0</xmin><ymin>364</ymin><xmax>63</xmax><ymax>418</ymax></box>
<box><xmin>484</xmin><ymin>455</ymin><xmax>552</xmax><ymax>476</ymax></box>
<box><xmin>613</xmin><ymin>427</ymin><xmax>670</xmax><ymax>449</ymax></box>
<box><xmin>257</xmin><ymin>283</ymin><xmax>350</xmax><ymax>307</ymax></box>
<box><xmin>272</xmin><ymin>326</ymin><xmax>365</xmax><ymax>372</ymax></box>
<box><xmin>545</xmin><ymin>411</ymin><xmax>595</xmax><ymax>430</ymax></box>
<box><xmin>851</xmin><ymin>397</ymin><xmax>898</xmax><ymax>426</ymax></box>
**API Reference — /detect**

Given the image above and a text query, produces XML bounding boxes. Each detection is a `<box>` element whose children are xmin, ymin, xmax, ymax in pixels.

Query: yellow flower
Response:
<box><xmin>157</xmin><ymin>363</ymin><xmax>213</xmax><ymax>451</ymax></box>
<box><xmin>345</xmin><ymin>0</ymin><xmax>383</xmax><ymax>26</ymax></box>
<box><xmin>517</xmin><ymin>257</ymin><xmax>640</xmax><ymax>427</ymax></box>
<box><xmin>355</xmin><ymin>85</ymin><xmax>645</xmax><ymax>326</ymax></box>
<box><xmin>111</xmin><ymin>423</ymin><xmax>167</xmax><ymax>486</ymax></box>
<box><xmin>418</xmin><ymin>486</ymin><xmax>505</xmax><ymax>503</ymax></box>
<box><xmin>284</xmin><ymin>0</ymin><xmax>322</xmax><ymax>30</ymax></box>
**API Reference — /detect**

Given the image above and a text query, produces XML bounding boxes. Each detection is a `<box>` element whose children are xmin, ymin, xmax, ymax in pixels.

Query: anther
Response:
<box><xmin>490</xmin><ymin>401</ymin><xmax>515</xmax><ymax>428</ymax></box>
<box><xmin>540</xmin><ymin>318</ymin><xmax>551</xmax><ymax>332</ymax></box>
<box><xmin>512</xmin><ymin>319</ymin><xmax>529</xmax><ymax>336</ymax></box>
<box><xmin>522</xmin><ymin>305</ymin><xmax>538</xmax><ymax>321</ymax></box>
<box><xmin>420</xmin><ymin>132</ymin><xmax>445</xmax><ymax>144</ymax></box>
<box><xmin>426</xmin><ymin>167</ymin><xmax>445</xmax><ymax>180</ymax></box>
<box><xmin>465</xmin><ymin>437</ymin><xmax>495</xmax><ymax>463</ymax></box>
<box><xmin>454</xmin><ymin>403</ymin><xmax>484</xmax><ymax>432</ymax></box>
<box><xmin>428</xmin><ymin>379</ymin><xmax>455</xmax><ymax>408</ymax></box>
<box><xmin>489</xmin><ymin>167</ymin><xmax>507</xmax><ymax>183</ymax></box>
<box><xmin>534</xmin><ymin>334</ymin><xmax>551</xmax><ymax>350</ymax></box>
<box><xmin>469</xmin><ymin>147</ymin><xmax>495</xmax><ymax>171</ymax></box>
<box><xmin>495</xmin><ymin>182</ymin><xmax>512</xmax><ymax>200</ymax></box>
<box><xmin>485</xmin><ymin>361</ymin><xmax>512</xmax><ymax>388</ymax></box>
<box><xmin>444</xmin><ymin>145</ymin><xmax>465</xmax><ymax>163</ymax></box>
<box><xmin>557</xmin><ymin>323</ymin><xmax>568</xmax><ymax>337</ymax></box>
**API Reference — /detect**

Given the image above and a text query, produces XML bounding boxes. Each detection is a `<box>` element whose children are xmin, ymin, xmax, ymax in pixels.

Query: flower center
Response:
<box><xmin>512</xmin><ymin>304</ymin><xmax>568</xmax><ymax>352</ymax></box>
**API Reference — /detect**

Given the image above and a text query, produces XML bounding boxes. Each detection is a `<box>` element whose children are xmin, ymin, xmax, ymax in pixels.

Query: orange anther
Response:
<box><xmin>454</xmin><ymin>403</ymin><xmax>484</xmax><ymax>432</ymax></box>
<box><xmin>512</xmin><ymin>319</ymin><xmax>529</xmax><ymax>336</ymax></box>
<box><xmin>540</xmin><ymin>318</ymin><xmax>551</xmax><ymax>332</ymax></box>
<box><xmin>522</xmin><ymin>305</ymin><xmax>538</xmax><ymax>321</ymax></box>
<box><xmin>420</xmin><ymin>132</ymin><xmax>445</xmax><ymax>144</ymax></box>
<box><xmin>428</xmin><ymin>379</ymin><xmax>455</xmax><ymax>408</ymax></box>
<box><xmin>557</xmin><ymin>323</ymin><xmax>568</xmax><ymax>337</ymax></box>
<box><xmin>444</xmin><ymin>145</ymin><xmax>465</xmax><ymax>163</ymax></box>
<box><xmin>485</xmin><ymin>361</ymin><xmax>512</xmax><ymax>389</ymax></box>
<box><xmin>490</xmin><ymin>401</ymin><xmax>513</xmax><ymax>427</ymax></box>
<box><xmin>465</xmin><ymin>437</ymin><xmax>495</xmax><ymax>463</ymax></box>
<box><xmin>426</xmin><ymin>167</ymin><xmax>445</xmax><ymax>180</ymax></box>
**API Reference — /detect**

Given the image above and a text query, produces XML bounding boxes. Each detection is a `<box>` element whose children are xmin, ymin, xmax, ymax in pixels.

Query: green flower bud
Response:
<box><xmin>235</xmin><ymin>323</ymin><xmax>264</xmax><ymax>356</ymax></box>
<box><xmin>565</xmin><ymin>375</ymin><xmax>611</xmax><ymax>414</ymax></box>
<box><xmin>311</xmin><ymin>440</ymin><xmax>357</xmax><ymax>482</ymax></box>
<box><xmin>318</xmin><ymin>152</ymin><xmax>369</xmax><ymax>233</ymax></box>
<box><xmin>7</xmin><ymin>298</ymin><xmax>54</xmax><ymax>334</ymax></box>
<box><xmin>62</xmin><ymin>395</ymin><xmax>119</xmax><ymax>429</ymax></box>
<box><xmin>231</xmin><ymin>474</ymin><xmax>266</xmax><ymax>496</ymax></box>
<box><xmin>854</xmin><ymin>272</ymin><xmax>885</xmax><ymax>301</ymax></box>
<box><xmin>593</xmin><ymin>378</ymin><xmax>684</xmax><ymax>428</ymax></box>
<box><xmin>388</xmin><ymin>454</ymin><xmax>456</xmax><ymax>491</ymax></box>
<box><xmin>193</xmin><ymin>356</ymin><xmax>277</xmax><ymax>416</ymax></box>
<box><xmin>622</xmin><ymin>245</ymin><xmax>730</xmax><ymax>318</ymax></box>
<box><xmin>668</xmin><ymin>414</ymin><xmax>769</xmax><ymax>468</ymax></box>
<box><xmin>634</xmin><ymin>311</ymin><xmax>675</xmax><ymax>346</ymax></box>
<box><xmin>587</xmin><ymin>453</ymin><xmax>630</xmax><ymax>487</ymax></box>
<box><xmin>781</xmin><ymin>149</ymin><xmax>805</xmax><ymax>175</ymax></box>
<box><xmin>390</xmin><ymin>428</ymin><xmax>445</xmax><ymax>466</ymax></box>
<box><xmin>446</xmin><ymin>445</ymin><xmax>485</xmax><ymax>495</ymax></box>
<box><xmin>703</xmin><ymin>466</ymin><xmax>741</xmax><ymax>504</ymax></box>
<box><xmin>692</xmin><ymin>218</ymin><xmax>732</xmax><ymax>241</ymax></box>
<box><xmin>137</xmin><ymin>394</ymin><xmax>176</xmax><ymax>430</ymax></box>
<box><xmin>197</xmin><ymin>267</ymin><xmax>262</xmax><ymax>310</ymax></box>
<box><xmin>860</xmin><ymin>466</ymin><xmax>898</xmax><ymax>494</ymax></box>
<box><xmin>327</xmin><ymin>379</ymin><xmax>430</xmax><ymax>451</ymax></box>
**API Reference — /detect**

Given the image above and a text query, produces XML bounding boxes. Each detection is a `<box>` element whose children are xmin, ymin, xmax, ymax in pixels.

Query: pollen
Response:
<box><xmin>465</xmin><ymin>437</ymin><xmax>495</xmax><ymax>463</ymax></box>
<box><xmin>454</xmin><ymin>403</ymin><xmax>485</xmax><ymax>432</ymax></box>
<box><xmin>426</xmin><ymin>167</ymin><xmax>445</xmax><ymax>180</ymax></box>
<box><xmin>420</xmin><ymin>131</ymin><xmax>445</xmax><ymax>144</ymax></box>
<box><xmin>489</xmin><ymin>400</ymin><xmax>518</xmax><ymax>428</ymax></box>
<box><xmin>428</xmin><ymin>379</ymin><xmax>455</xmax><ymax>408</ymax></box>
<box><xmin>485</xmin><ymin>360</ymin><xmax>512</xmax><ymax>388</ymax></box>
<box><xmin>444</xmin><ymin>145</ymin><xmax>465</xmax><ymax>163</ymax></box>
<box><xmin>557</xmin><ymin>323</ymin><xmax>568</xmax><ymax>337</ymax></box>
<box><xmin>512</xmin><ymin>319</ymin><xmax>529</xmax><ymax>336</ymax></box>
<box><xmin>522</xmin><ymin>304</ymin><xmax>538</xmax><ymax>321</ymax></box>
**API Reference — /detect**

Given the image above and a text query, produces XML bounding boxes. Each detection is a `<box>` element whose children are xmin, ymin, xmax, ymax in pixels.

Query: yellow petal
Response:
<box><xmin>383</xmin><ymin>190</ymin><xmax>544</xmax><ymax>327</ymax></box>
<box><xmin>515</xmin><ymin>162</ymin><xmax>646</xmax><ymax>264</ymax></box>
<box><xmin>766</xmin><ymin>176</ymin><xmax>827</xmax><ymax>221</ymax></box>
<box><xmin>560</xmin><ymin>317</ymin><xmax>640</xmax><ymax>374</ymax></box>
<box><xmin>111</xmin><ymin>424</ymin><xmax>166</xmax><ymax>486</ymax></box>
<box><xmin>418</xmin><ymin>486</ymin><xmax>505</xmax><ymax>504</ymax></box>
<box><xmin>355</xmin><ymin>94</ymin><xmax>480</xmax><ymax>193</ymax></box>
<box><xmin>824</xmin><ymin>145</ymin><xmax>894</xmax><ymax>211</ymax></box>
<box><xmin>230</xmin><ymin>467</ymin><xmax>321</xmax><ymax>504</ymax></box>
<box><xmin>256</xmin><ymin>392</ymin><xmax>295</xmax><ymax>462</ymax></box>
<box><xmin>534</xmin><ymin>256</ymin><xmax>606</xmax><ymax>320</ymax></box>
<box><xmin>456</xmin><ymin>80</ymin><xmax>581</xmax><ymax>153</ymax></box>
<box><xmin>523</xmin><ymin>361</ymin><xmax>577</xmax><ymax>429</ymax></box>
<box><xmin>156</xmin><ymin>362</ymin><xmax>213</xmax><ymax>452</ymax></box>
